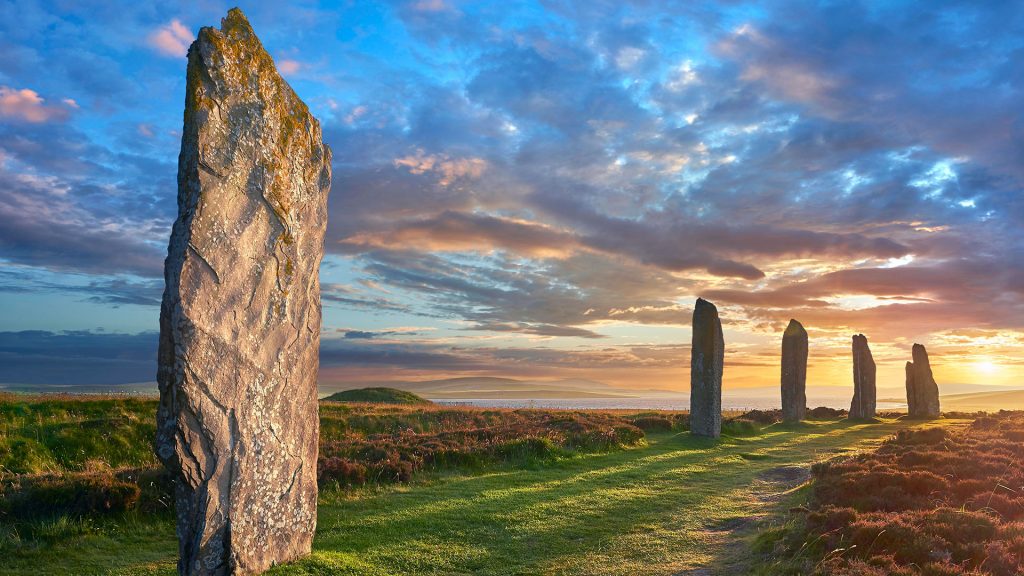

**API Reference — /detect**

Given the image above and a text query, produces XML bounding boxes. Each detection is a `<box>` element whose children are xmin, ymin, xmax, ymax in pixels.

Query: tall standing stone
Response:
<box><xmin>690</xmin><ymin>298</ymin><xmax>724</xmax><ymax>437</ymax></box>
<box><xmin>155</xmin><ymin>9</ymin><xmax>331</xmax><ymax>575</ymax></box>
<box><xmin>905</xmin><ymin>343</ymin><xmax>941</xmax><ymax>418</ymax></box>
<box><xmin>904</xmin><ymin>361</ymin><xmax>918</xmax><ymax>415</ymax></box>
<box><xmin>780</xmin><ymin>319</ymin><xmax>808</xmax><ymax>423</ymax></box>
<box><xmin>849</xmin><ymin>334</ymin><xmax>876</xmax><ymax>419</ymax></box>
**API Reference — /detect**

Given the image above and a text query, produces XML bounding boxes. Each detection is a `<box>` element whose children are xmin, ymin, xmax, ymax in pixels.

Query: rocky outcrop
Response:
<box><xmin>780</xmin><ymin>319</ymin><xmax>807</xmax><ymax>423</ymax></box>
<box><xmin>849</xmin><ymin>334</ymin><xmax>876</xmax><ymax>419</ymax></box>
<box><xmin>906</xmin><ymin>344</ymin><xmax>941</xmax><ymax>418</ymax></box>
<box><xmin>690</xmin><ymin>298</ymin><xmax>724</xmax><ymax>437</ymax></box>
<box><xmin>155</xmin><ymin>9</ymin><xmax>331</xmax><ymax>575</ymax></box>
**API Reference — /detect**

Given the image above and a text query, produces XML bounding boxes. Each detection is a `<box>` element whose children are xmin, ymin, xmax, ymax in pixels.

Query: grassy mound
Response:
<box><xmin>321</xmin><ymin>387</ymin><xmax>431</xmax><ymax>405</ymax></box>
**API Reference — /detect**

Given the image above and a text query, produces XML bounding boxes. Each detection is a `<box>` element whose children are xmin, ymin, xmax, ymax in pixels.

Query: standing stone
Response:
<box><xmin>905</xmin><ymin>343</ymin><xmax>941</xmax><ymax>418</ymax></box>
<box><xmin>156</xmin><ymin>9</ymin><xmax>331</xmax><ymax>575</ymax></box>
<box><xmin>780</xmin><ymin>319</ymin><xmax>808</xmax><ymax>423</ymax></box>
<box><xmin>690</xmin><ymin>298</ymin><xmax>724</xmax><ymax>437</ymax></box>
<box><xmin>905</xmin><ymin>361</ymin><xmax>918</xmax><ymax>416</ymax></box>
<box><xmin>849</xmin><ymin>334</ymin><xmax>876</xmax><ymax>419</ymax></box>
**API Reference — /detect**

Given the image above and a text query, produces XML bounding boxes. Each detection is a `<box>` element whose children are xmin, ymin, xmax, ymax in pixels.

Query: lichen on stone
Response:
<box><xmin>156</xmin><ymin>7</ymin><xmax>330</xmax><ymax>575</ymax></box>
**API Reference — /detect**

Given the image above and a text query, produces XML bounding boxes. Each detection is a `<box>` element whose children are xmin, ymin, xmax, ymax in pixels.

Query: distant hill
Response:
<box><xmin>318</xmin><ymin>377</ymin><xmax>665</xmax><ymax>399</ymax></box>
<box><xmin>939</xmin><ymin>389</ymin><xmax>1024</xmax><ymax>412</ymax></box>
<box><xmin>321</xmin><ymin>387</ymin><xmax>431</xmax><ymax>405</ymax></box>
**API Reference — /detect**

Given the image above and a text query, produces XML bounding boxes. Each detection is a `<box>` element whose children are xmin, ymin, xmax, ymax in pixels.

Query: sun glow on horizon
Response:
<box><xmin>973</xmin><ymin>360</ymin><xmax>999</xmax><ymax>375</ymax></box>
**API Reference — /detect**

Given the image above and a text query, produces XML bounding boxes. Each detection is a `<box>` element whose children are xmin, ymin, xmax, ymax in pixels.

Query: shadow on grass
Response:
<box><xmin>273</xmin><ymin>418</ymin><xmax>910</xmax><ymax>575</ymax></box>
<box><xmin>4</xmin><ymin>417</ymin><xmax>921</xmax><ymax>576</ymax></box>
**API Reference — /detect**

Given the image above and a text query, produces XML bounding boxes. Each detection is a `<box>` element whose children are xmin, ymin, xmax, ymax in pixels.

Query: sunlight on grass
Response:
<box><xmin>2</xmin><ymin>416</ymin><xmax>970</xmax><ymax>576</ymax></box>
<box><xmin>267</xmin><ymin>418</ymin><xmax>950</xmax><ymax>576</ymax></box>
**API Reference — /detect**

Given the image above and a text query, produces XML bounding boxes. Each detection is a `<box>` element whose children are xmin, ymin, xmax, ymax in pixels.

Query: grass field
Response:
<box><xmin>0</xmin><ymin>397</ymin><xmax>963</xmax><ymax>576</ymax></box>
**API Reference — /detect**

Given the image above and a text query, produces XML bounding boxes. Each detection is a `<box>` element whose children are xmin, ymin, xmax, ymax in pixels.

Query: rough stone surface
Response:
<box><xmin>155</xmin><ymin>9</ymin><xmax>331</xmax><ymax>575</ymax></box>
<box><xmin>690</xmin><ymin>298</ymin><xmax>724</xmax><ymax>438</ymax></box>
<box><xmin>849</xmin><ymin>334</ymin><xmax>876</xmax><ymax>419</ymax></box>
<box><xmin>906</xmin><ymin>343</ymin><xmax>941</xmax><ymax>418</ymax></box>
<box><xmin>904</xmin><ymin>361</ymin><xmax>917</xmax><ymax>416</ymax></box>
<box><xmin>780</xmin><ymin>319</ymin><xmax>807</xmax><ymax>423</ymax></box>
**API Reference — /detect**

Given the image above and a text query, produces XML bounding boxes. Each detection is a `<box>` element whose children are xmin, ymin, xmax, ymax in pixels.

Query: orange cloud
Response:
<box><xmin>342</xmin><ymin>211</ymin><xmax>575</xmax><ymax>257</ymax></box>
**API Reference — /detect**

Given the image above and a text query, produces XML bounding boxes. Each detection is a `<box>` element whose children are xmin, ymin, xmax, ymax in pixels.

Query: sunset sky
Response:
<box><xmin>0</xmin><ymin>1</ymin><xmax>1021</xmax><ymax>392</ymax></box>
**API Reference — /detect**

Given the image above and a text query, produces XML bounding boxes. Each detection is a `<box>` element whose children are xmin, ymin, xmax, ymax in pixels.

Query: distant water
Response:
<box><xmin>434</xmin><ymin>396</ymin><xmax>906</xmax><ymax>411</ymax></box>
<box><xmin>0</xmin><ymin>384</ymin><xmax>906</xmax><ymax>412</ymax></box>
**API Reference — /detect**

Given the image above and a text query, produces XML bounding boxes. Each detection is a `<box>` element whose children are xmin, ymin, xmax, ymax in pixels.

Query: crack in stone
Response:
<box><xmin>279</xmin><ymin>462</ymin><xmax>302</xmax><ymax>502</ymax></box>
<box><xmin>198</xmin><ymin>156</ymin><xmax>225</xmax><ymax>178</ymax></box>
<box><xmin>188</xmin><ymin>242</ymin><xmax>221</xmax><ymax>285</ymax></box>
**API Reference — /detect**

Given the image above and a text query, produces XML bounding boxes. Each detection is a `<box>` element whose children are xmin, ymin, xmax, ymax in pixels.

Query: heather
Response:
<box><xmin>755</xmin><ymin>411</ymin><xmax>1024</xmax><ymax>575</ymax></box>
<box><xmin>316</xmin><ymin>405</ymin><xmax>645</xmax><ymax>487</ymax></box>
<box><xmin>0</xmin><ymin>394</ymin><xmax>937</xmax><ymax>575</ymax></box>
<box><xmin>1</xmin><ymin>397</ymin><xmax>648</xmax><ymax>527</ymax></box>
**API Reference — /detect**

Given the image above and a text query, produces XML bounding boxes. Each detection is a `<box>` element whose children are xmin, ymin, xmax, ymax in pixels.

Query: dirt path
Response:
<box><xmin>673</xmin><ymin>464</ymin><xmax>812</xmax><ymax>576</ymax></box>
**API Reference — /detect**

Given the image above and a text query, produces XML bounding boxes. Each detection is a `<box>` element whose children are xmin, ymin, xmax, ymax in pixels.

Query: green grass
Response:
<box><xmin>321</xmin><ymin>388</ymin><xmax>431</xmax><ymax>405</ymax></box>
<box><xmin>0</xmin><ymin>396</ymin><xmax>157</xmax><ymax>474</ymax></box>
<box><xmin>1</xmin><ymin>416</ymin><xmax>966</xmax><ymax>576</ymax></box>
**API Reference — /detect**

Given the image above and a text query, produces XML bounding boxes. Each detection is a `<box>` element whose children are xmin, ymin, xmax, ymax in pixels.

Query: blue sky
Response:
<box><xmin>1</xmin><ymin>0</ymin><xmax>1022</xmax><ymax>390</ymax></box>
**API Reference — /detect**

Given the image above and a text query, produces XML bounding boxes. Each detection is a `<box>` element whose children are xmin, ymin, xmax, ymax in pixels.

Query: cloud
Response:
<box><xmin>148</xmin><ymin>19</ymin><xmax>193</xmax><ymax>58</ymax></box>
<box><xmin>339</xmin><ymin>327</ymin><xmax>426</xmax><ymax>339</ymax></box>
<box><xmin>0</xmin><ymin>268</ymin><xmax>162</xmax><ymax>307</ymax></box>
<box><xmin>0</xmin><ymin>330</ymin><xmax>157</xmax><ymax>385</ymax></box>
<box><xmin>1</xmin><ymin>1</ymin><xmax>1022</xmax><ymax>389</ymax></box>
<box><xmin>278</xmin><ymin>59</ymin><xmax>304</xmax><ymax>75</ymax></box>
<box><xmin>321</xmin><ymin>283</ymin><xmax>417</xmax><ymax>315</ymax></box>
<box><xmin>712</xmin><ymin>2</ymin><xmax>1024</xmax><ymax>182</ymax></box>
<box><xmin>318</xmin><ymin>335</ymin><xmax>684</xmax><ymax>375</ymax></box>
<box><xmin>341</xmin><ymin>211</ymin><xmax>576</xmax><ymax>257</ymax></box>
<box><xmin>706</xmin><ymin>257</ymin><xmax>1024</xmax><ymax>337</ymax></box>
<box><xmin>0</xmin><ymin>160</ymin><xmax>167</xmax><ymax>277</ymax></box>
<box><xmin>467</xmin><ymin>322</ymin><xmax>605</xmax><ymax>339</ymax></box>
<box><xmin>411</xmin><ymin>0</ymin><xmax>456</xmax><ymax>13</ymax></box>
<box><xmin>0</xmin><ymin>86</ymin><xmax>72</xmax><ymax>123</ymax></box>
<box><xmin>393</xmin><ymin>150</ymin><xmax>487</xmax><ymax>186</ymax></box>
<box><xmin>718</xmin><ymin>25</ymin><xmax>841</xmax><ymax>112</ymax></box>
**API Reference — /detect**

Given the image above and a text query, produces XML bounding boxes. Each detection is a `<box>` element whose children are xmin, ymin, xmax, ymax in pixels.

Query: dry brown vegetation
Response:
<box><xmin>759</xmin><ymin>412</ymin><xmax>1024</xmax><ymax>575</ymax></box>
<box><xmin>0</xmin><ymin>397</ymin><xmax>655</xmax><ymax>528</ymax></box>
<box><xmin>317</xmin><ymin>404</ymin><xmax>646</xmax><ymax>487</ymax></box>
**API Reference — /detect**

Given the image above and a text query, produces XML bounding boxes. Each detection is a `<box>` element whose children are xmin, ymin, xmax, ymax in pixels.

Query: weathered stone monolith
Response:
<box><xmin>690</xmin><ymin>298</ymin><xmax>724</xmax><ymax>437</ymax></box>
<box><xmin>155</xmin><ymin>9</ymin><xmax>331</xmax><ymax>575</ymax></box>
<box><xmin>905</xmin><ymin>343</ymin><xmax>941</xmax><ymax>418</ymax></box>
<box><xmin>904</xmin><ymin>361</ymin><xmax>917</xmax><ymax>415</ymax></box>
<box><xmin>849</xmin><ymin>334</ymin><xmax>876</xmax><ymax>419</ymax></box>
<box><xmin>780</xmin><ymin>319</ymin><xmax>807</xmax><ymax>423</ymax></box>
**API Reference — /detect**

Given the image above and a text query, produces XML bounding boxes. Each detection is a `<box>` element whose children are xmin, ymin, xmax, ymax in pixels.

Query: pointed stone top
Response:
<box><xmin>221</xmin><ymin>7</ymin><xmax>255</xmax><ymax>38</ymax></box>
<box><xmin>695</xmin><ymin>297</ymin><xmax>716</xmax><ymax>310</ymax></box>
<box><xmin>784</xmin><ymin>319</ymin><xmax>806</xmax><ymax>337</ymax></box>
<box><xmin>185</xmin><ymin>6</ymin><xmax>318</xmax><ymax>163</ymax></box>
<box><xmin>912</xmin><ymin>343</ymin><xmax>929</xmax><ymax>364</ymax></box>
<box><xmin>693</xmin><ymin>298</ymin><xmax>720</xmax><ymax>326</ymax></box>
